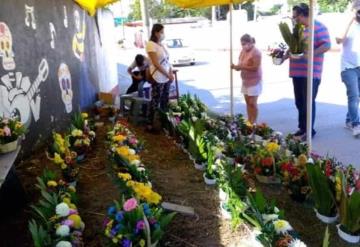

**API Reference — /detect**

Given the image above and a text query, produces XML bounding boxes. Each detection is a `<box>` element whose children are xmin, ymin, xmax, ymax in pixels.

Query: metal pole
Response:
<box><xmin>229</xmin><ymin>3</ymin><xmax>234</xmax><ymax>117</ymax></box>
<box><xmin>306</xmin><ymin>0</ymin><xmax>315</xmax><ymax>153</ymax></box>
<box><xmin>140</xmin><ymin>0</ymin><xmax>150</xmax><ymax>39</ymax></box>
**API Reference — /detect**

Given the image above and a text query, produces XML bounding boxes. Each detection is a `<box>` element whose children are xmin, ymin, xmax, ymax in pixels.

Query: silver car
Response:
<box><xmin>165</xmin><ymin>38</ymin><xmax>196</xmax><ymax>66</ymax></box>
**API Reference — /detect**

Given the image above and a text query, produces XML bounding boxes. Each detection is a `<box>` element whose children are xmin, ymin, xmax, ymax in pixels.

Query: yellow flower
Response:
<box><xmin>63</xmin><ymin>197</ymin><xmax>71</xmax><ymax>205</ymax></box>
<box><xmin>116</xmin><ymin>234</ymin><xmax>123</xmax><ymax>239</ymax></box>
<box><xmin>147</xmin><ymin>192</ymin><xmax>162</xmax><ymax>205</ymax></box>
<box><xmin>81</xmin><ymin>112</ymin><xmax>88</xmax><ymax>119</ymax></box>
<box><xmin>298</xmin><ymin>154</ymin><xmax>308</xmax><ymax>167</ymax></box>
<box><xmin>105</xmin><ymin>229</ymin><xmax>111</xmax><ymax>237</ymax></box>
<box><xmin>128</xmin><ymin>154</ymin><xmax>140</xmax><ymax>162</ymax></box>
<box><xmin>266</xmin><ymin>142</ymin><xmax>280</xmax><ymax>153</ymax></box>
<box><xmin>69</xmin><ymin>203</ymin><xmax>77</xmax><ymax>210</ymax></box>
<box><xmin>116</xmin><ymin>146</ymin><xmax>130</xmax><ymax>157</ymax></box>
<box><xmin>15</xmin><ymin>122</ymin><xmax>23</xmax><ymax>129</ymax></box>
<box><xmin>112</xmin><ymin>238</ymin><xmax>119</xmax><ymax>244</ymax></box>
<box><xmin>245</xmin><ymin>120</ymin><xmax>253</xmax><ymax>128</ymax></box>
<box><xmin>68</xmin><ymin>214</ymin><xmax>82</xmax><ymax>229</ymax></box>
<box><xmin>47</xmin><ymin>180</ymin><xmax>58</xmax><ymax>187</ymax></box>
<box><xmin>126</xmin><ymin>180</ymin><xmax>135</xmax><ymax>187</ymax></box>
<box><xmin>68</xmin><ymin>185</ymin><xmax>76</xmax><ymax>193</ymax></box>
<box><xmin>140</xmin><ymin>239</ymin><xmax>146</xmax><ymax>247</ymax></box>
<box><xmin>54</xmin><ymin>153</ymin><xmax>65</xmax><ymax>165</ymax></box>
<box><xmin>61</xmin><ymin>163</ymin><xmax>68</xmax><ymax>170</ymax></box>
<box><xmin>113</xmin><ymin>135</ymin><xmax>126</xmax><ymax>143</ymax></box>
<box><xmin>118</xmin><ymin>172</ymin><xmax>132</xmax><ymax>181</ymax></box>
<box><xmin>71</xmin><ymin>129</ymin><xmax>83</xmax><ymax>137</ymax></box>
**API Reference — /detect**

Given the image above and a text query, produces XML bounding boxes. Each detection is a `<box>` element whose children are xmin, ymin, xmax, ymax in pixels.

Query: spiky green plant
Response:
<box><xmin>279</xmin><ymin>22</ymin><xmax>306</xmax><ymax>55</ymax></box>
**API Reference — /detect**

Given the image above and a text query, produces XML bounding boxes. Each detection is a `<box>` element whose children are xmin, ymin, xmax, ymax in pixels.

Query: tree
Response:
<box><xmin>128</xmin><ymin>0</ymin><xmax>142</xmax><ymax>20</ymax></box>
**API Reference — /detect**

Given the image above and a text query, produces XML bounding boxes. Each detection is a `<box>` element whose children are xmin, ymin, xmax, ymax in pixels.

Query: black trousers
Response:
<box><xmin>292</xmin><ymin>77</ymin><xmax>320</xmax><ymax>134</ymax></box>
<box><xmin>126</xmin><ymin>71</ymin><xmax>145</xmax><ymax>94</ymax></box>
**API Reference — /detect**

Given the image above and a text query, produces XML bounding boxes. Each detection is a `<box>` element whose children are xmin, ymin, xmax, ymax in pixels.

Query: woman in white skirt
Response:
<box><xmin>231</xmin><ymin>34</ymin><xmax>263</xmax><ymax>124</ymax></box>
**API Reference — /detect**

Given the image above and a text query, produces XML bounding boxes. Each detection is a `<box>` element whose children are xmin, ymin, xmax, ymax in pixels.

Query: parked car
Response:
<box><xmin>165</xmin><ymin>38</ymin><xmax>196</xmax><ymax>66</ymax></box>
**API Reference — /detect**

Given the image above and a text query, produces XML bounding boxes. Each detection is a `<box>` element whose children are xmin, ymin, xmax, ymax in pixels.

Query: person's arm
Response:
<box><xmin>231</xmin><ymin>53</ymin><xmax>242</xmax><ymax>71</ymax></box>
<box><xmin>148</xmin><ymin>52</ymin><xmax>172</xmax><ymax>79</ymax></box>
<box><xmin>314</xmin><ymin>25</ymin><xmax>331</xmax><ymax>55</ymax></box>
<box><xmin>336</xmin><ymin>17</ymin><xmax>355</xmax><ymax>44</ymax></box>
<box><xmin>127</xmin><ymin>61</ymin><xmax>142</xmax><ymax>80</ymax></box>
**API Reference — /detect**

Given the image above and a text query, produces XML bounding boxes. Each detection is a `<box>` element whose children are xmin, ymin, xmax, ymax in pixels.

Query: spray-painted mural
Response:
<box><xmin>0</xmin><ymin>0</ymin><xmax>101</xmax><ymax>155</ymax></box>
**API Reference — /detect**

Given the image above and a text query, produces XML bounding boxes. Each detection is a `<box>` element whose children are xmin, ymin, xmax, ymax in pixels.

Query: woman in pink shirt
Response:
<box><xmin>231</xmin><ymin>34</ymin><xmax>262</xmax><ymax>124</ymax></box>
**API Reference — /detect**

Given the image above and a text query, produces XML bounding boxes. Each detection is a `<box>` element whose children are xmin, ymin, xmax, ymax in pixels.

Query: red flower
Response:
<box><xmin>261</xmin><ymin>157</ymin><xmax>273</xmax><ymax>167</ymax></box>
<box><xmin>255</xmin><ymin>167</ymin><xmax>262</xmax><ymax>174</ymax></box>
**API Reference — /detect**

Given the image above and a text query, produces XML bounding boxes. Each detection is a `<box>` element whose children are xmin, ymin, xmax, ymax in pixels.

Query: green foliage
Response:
<box><xmin>288</xmin><ymin>0</ymin><xmax>351</xmax><ymax>13</ymax></box>
<box><xmin>306</xmin><ymin>163</ymin><xmax>337</xmax><ymax>216</ymax></box>
<box><xmin>323</xmin><ymin>226</ymin><xmax>330</xmax><ymax>247</ymax></box>
<box><xmin>279</xmin><ymin>22</ymin><xmax>306</xmax><ymax>55</ymax></box>
<box><xmin>71</xmin><ymin>112</ymin><xmax>85</xmax><ymax>130</ymax></box>
<box><xmin>28</xmin><ymin>220</ymin><xmax>51</xmax><ymax>247</ymax></box>
<box><xmin>339</xmin><ymin>174</ymin><xmax>360</xmax><ymax>234</ymax></box>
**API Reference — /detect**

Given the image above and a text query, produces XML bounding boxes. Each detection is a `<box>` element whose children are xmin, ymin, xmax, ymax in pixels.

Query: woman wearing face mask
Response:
<box><xmin>231</xmin><ymin>34</ymin><xmax>262</xmax><ymax>124</ymax></box>
<box><xmin>145</xmin><ymin>23</ymin><xmax>174</xmax><ymax>132</ymax></box>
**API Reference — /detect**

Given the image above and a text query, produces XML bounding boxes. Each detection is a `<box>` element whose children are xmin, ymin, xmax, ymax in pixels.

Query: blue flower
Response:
<box><xmin>115</xmin><ymin>212</ymin><xmax>124</xmax><ymax>221</ymax></box>
<box><xmin>122</xmin><ymin>238</ymin><xmax>132</xmax><ymax>247</ymax></box>
<box><xmin>107</xmin><ymin>206</ymin><xmax>116</xmax><ymax>216</ymax></box>
<box><xmin>114</xmin><ymin>224</ymin><xmax>123</xmax><ymax>231</ymax></box>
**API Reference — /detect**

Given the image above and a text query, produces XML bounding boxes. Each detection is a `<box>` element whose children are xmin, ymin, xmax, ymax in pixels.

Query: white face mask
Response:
<box><xmin>159</xmin><ymin>33</ymin><xmax>165</xmax><ymax>42</ymax></box>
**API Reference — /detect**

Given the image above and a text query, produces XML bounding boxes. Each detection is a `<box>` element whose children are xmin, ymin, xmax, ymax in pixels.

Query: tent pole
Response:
<box><xmin>306</xmin><ymin>0</ymin><xmax>315</xmax><ymax>154</ymax></box>
<box><xmin>229</xmin><ymin>2</ymin><xmax>234</xmax><ymax>117</ymax></box>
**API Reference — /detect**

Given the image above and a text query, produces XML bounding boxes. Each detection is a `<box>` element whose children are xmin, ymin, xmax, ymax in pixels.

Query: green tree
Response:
<box><xmin>128</xmin><ymin>0</ymin><xmax>142</xmax><ymax>20</ymax></box>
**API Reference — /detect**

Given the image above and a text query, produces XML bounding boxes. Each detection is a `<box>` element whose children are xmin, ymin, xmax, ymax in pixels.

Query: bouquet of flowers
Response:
<box><xmin>29</xmin><ymin>171</ymin><xmax>84</xmax><ymax>247</ymax></box>
<box><xmin>279</xmin><ymin>154</ymin><xmax>310</xmax><ymax>202</ymax></box>
<box><xmin>49</xmin><ymin>132</ymin><xmax>79</xmax><ymax>183</ymax></box>
<box><xmin>268</xmin><ymin>43</ymin><xmax>287</xmax><ymax>65</ymax></box>
<box><xmin>104</xmin><ymin>198</ymin><xmax>175</xmax><ymax>246</ymax></box>
<box><xmin>71</xmin><ymin>112</ymin><xmax>96</xmax><ymax>142</ymax></box>
<box><xmin>69</xmin><ymin>128</ymin><xmax>91</xmax><ymax>159</ymax></box>
<box><xmin>253</xmin><ymin>142</ymin><xmax>281</xmax><ymax>184</ymax></box>
<box><xmin>0</xmin><ymin>117</ymin><xmax>26</xmax><ymax>153</ymax></box>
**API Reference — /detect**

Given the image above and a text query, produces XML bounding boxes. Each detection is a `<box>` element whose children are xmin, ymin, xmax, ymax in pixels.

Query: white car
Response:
<box><xmin>165</xmin><ymin>38</ymin><xmax>196</xmax><ymax>66</ymax></box>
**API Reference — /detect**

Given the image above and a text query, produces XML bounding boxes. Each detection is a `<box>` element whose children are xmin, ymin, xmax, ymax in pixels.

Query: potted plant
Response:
<box><xmin>203</xmin><ymin>143</ymin><xmax>217</xmax><ymax>185</ymax></box>
<box><xmin>268</xmin><ymin>43</ymin><xmax>287</xmax><ymax>65</ymax></box>
<box><xmin>0</xmin><ymin>117</ymin><xmax>26</xmax><ymax>153</ymax></box>
<box><xmin>69</xmin><ymin>128</ymin><xmax>91</xmax><ymax>162</ymax></box>
<box><xmin>306</xmin><ymin>161</ymin><xmax>338</xmax><ymax>223</ymax></box>
<box><xmin>254</xmin><ymin>143</ymin><xmax>281</xmax><ymax>184</ymax></box>
<box><xmin>337</xmin><ymin>171</ymin><xmax>360</xmax><ymax>243</ymax></box>
<box><xmin>279</xmin><ymin>22</ymin><xmax>306</xmax><ymax>59</ymax></box>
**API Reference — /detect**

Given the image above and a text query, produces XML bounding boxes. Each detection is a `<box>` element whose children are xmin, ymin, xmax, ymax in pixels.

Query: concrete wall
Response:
<box><xmin>0</xmin><ymin>0</ymin><xmax>112</xmax><ymax>155</ymax></box>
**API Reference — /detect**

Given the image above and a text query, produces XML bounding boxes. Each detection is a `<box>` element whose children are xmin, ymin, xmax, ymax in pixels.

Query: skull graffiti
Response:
<box><xmin>58</xmin><ymin>63</ymin><xmax>73</xmax><ymax>113</ymax></box>
<box><xmin>0</xmin><ymin>22</ymin><xmax>15</xmax><ymax>71</ymax></box>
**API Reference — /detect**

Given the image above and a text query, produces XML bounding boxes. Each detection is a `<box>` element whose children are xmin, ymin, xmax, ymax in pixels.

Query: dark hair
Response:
<box><xmin>240</xmin><ymin>34</ymin><xmax>255</xmax><ymax>44</ymax></box>
<box><xmin>135</xmin><ymin>54</ymin><xmax>145</xmax><ymax>67</ymax></box>
<box><xmin>293</xmin><ymin>3</ymin><xmax>309</xmax><ymax>17</ymax></box>
<box><xmin>150</xmin><ymin>24</ymin><xmax>164</xmax><ymax>43</ymax></box>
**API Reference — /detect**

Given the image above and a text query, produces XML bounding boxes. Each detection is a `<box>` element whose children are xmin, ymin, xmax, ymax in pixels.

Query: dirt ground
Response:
<box><xmin>0</xmin><ymin>118</ymin><xmax>357</xmax><ymax>247</ymax></box>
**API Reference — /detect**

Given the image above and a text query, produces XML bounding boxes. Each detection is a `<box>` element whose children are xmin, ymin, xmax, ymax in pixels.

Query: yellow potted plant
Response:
<box><xmin>0</xmin><ymin>117</ymin><xmax>26</xmax><ymax>153</ymax></box>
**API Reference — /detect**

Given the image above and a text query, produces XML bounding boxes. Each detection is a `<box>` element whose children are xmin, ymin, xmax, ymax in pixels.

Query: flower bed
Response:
<box><xmin>104</xmin><ymin>121</ymin><xmax>175</xmax><ymax>246</ymax></box>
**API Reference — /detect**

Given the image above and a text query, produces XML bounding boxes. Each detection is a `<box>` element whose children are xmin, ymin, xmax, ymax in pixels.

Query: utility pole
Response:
<box><xmin>140</xmin><ymin>0</ymin><xmax>150</xmax><ymax>39</ymax></box>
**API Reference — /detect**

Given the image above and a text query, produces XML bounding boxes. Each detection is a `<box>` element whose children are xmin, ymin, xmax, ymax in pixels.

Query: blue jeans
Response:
<box><xmin>341</xmin><ymin>67</ymin><xmax>360</xmax><ymax>127</ymax></box>
<box><xmin>292</xmin><ymin>77</ymin><xmax>321</xmax><ymax>134</ymax></box>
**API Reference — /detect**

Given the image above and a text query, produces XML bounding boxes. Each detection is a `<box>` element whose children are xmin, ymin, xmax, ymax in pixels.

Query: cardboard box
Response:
<box><xmin>99</xmin><ymin>92</ymin><xmax>114</xmax><ymax>105</ymax></box>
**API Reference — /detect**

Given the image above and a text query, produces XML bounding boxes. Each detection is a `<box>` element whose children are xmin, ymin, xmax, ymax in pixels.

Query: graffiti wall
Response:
<box><xmin>0</xmin><ymin>0</ymin><xmax>101</xmax><ymax>155</ymax></box>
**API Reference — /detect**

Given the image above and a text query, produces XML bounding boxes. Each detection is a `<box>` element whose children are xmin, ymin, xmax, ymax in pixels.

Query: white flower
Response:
<box><xmin>273</xmin><ymin>219</ymin><xmax>293</xmax><ymax>234</ymax></box>
<box><xmin>128</xmin><ymin>149</ymin><xmax>136</xmax><ymax>155</ymax></box>
<box><xmin>262</xmin><ymin>214</ymin><xmax>279</xmax><ymax>224</ymax></box>
<box><xmin>56</xmin><ymin>225</ymin><xmax>70</xmax><ymax>237</ymax></box>
<box><xmin>137</xmin><ymin>167</ymin><xmax>146</xmax><ymax>172</ymax></box>
<box><xmin>131</xmin><ymin>160</ymin><xmax>141</xmax><ymax>166</ymax></box>
<box><xmin>289</xmin><ymin>239</ymin><xmax>307</xmax><ymax>247</ymax></box>
<box><xmin>285</xmin><ymin>149</ymin><xmax>292</xmax><ymax>157</ymax></box>
<box><xmin>56</xmin><ymin>241</ymin><xmax>72</xmax><ymax>247</ymax></box>
<box><xmin>56</xmin><ymin>202</ymin><xmax>70</xmax><ymax>217</ymax></box>
<box><xmin>191</xmin><ymin>116</ymin><xmax>198</xmax><ymax>122</ymax></box>
<box><xmin>274</xmin><ymin>207</ymin><xmax>280</xmax><ymax>213</ymax></box>
<box><xmin>307</xmin><ymin>158</ymin><xmax>314</xmax><ymax>164</ymax></box>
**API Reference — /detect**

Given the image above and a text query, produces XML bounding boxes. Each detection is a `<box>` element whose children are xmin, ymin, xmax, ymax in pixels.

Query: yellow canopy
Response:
<box><xmin>74</xmin><ymin>0</ymin><xmax>119</xmax><ymax>16</ymax></box>
<box><xmin>166</xmin><ymin>0</ymin><xmax>249</xmax><ymax>8</ymax></box>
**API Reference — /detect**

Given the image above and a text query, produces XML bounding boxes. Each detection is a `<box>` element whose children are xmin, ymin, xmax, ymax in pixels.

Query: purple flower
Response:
<box><xmin>62</xmin><ymin>219</ymin><xmax>74</xmax><ymax>227</ymax></box>
<box><xmin>103</xmin><ymin>218</ymin><xmax>110</xmax><ymax>228</ymax></box>
<box><xmin>136</xmin><ymin>220</ymin><xmax>145</xmax><ymax>231</ymax></box>
<box><xmin>149</xmin><ymin>218</ymin><xmax>157</xmax><ymax>225</ymax></box>
<box><xmin>122</xmin><ymin>238</ymin><xmax>132</xmax><ymax>247</ymax></box>
<box><xmin>111</xmin><ymin>228</ymin><xmax>118</xmax><ymax>237</ymax></box>
<box><xmin>69</xmin><ymin>209</ymin><xmax>78</xmax><ymax>215</ymax></box>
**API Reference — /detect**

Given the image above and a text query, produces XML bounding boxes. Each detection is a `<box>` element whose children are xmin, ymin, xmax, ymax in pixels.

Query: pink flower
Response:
<box><xmin>69</xmin><ymin>209</ymin><xmax>78</xmax><ymax>215</ymax></box>
<box><xmin>123</xmin><ymin>198</ymin><xmax>138</xmax><ymax>212</ymax></box>
<box><xmin>62</xmin><ymin>219</ymin><xmax>74</xmax><ymax>227</ymax></box>
<box><xmin>3</xmin><ymin>126</ymin><xmax>11</xmax><ymax>136</ymax></box>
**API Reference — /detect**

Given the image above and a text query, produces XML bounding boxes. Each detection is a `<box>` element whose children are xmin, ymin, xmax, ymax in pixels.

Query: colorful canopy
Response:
<box><xmin>74</xmin><ymin>0</ymin><xmax>118</xmax><ymax>16</ymax></box>
<box><xmin>167</xmin><ymin>0</ymin><xmax>249</xmax><ymax>8</ymax></box>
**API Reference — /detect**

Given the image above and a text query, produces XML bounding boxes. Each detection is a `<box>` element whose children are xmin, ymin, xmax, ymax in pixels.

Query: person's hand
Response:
<box><xmin>168</xmin><ymin>72</ymin><xmax>175</xmax><ymax>82</ymax></box>
<box><xmin>335</xmin><ymin>37</ymin><xmax>343</xmax><ymax>44</ymax></box>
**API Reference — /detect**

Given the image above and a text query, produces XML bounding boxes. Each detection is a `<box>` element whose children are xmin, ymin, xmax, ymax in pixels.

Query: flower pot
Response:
<box><xmin>220</xmin><ymin>202</ymin><xmax>231</xmax><ymax>220</ymax></box>
<box><xmin>337</xmin><ymin>224</ymin><xmax>360</xmax><ymax>244</ymax></box>
<box><xmin>219</xmin><ymin>189</ymin><xmax>228</xmax><ymax>202</ymax></box>
<box><xmin>0</xmin><ymin>139</ymin><xmax>18</xmax><ymax>154</ymax></box>
<box><xmin>255</xmin><ymin>174</ymin><xmax>281</xmax><ymax>184</ymax></box>
<box><xmin>314</xmin><ymin>209</ymin><xmax>338</xmax><ymax>224</ymax></box>
<box><xmin>203</xmin><ymin>173</ymin><xmax>216</xmax><ymax>185</ymax></box>
<box><xmin>290</xmin><ymin>53</ymin><xmax>304</xmax><ymax>59</ymax></box>
<box><xmin>194</xmin><ymin>162</ymin><xmax>205</xmax><ymax>171</ymax></box>
<box><xmin>272</xmin><ymin>57</ymin><xmax>283</xmax><ymax>65</ymax></box>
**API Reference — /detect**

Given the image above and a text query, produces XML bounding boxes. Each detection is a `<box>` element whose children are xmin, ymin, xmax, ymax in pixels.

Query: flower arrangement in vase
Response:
<box><xmin>268</xmin><ymin>43</ymin><xmax>287</xmax><ymax>65</ymax></box>
<box><xmin>0</xmin><ymin>117</ymin><xmax>26</xmax><ymax>153</ymax></box>
<box><xmin>254</xmin><ymin>142</ymin><xmax>281</xmax><ymax>184</ymax></box>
